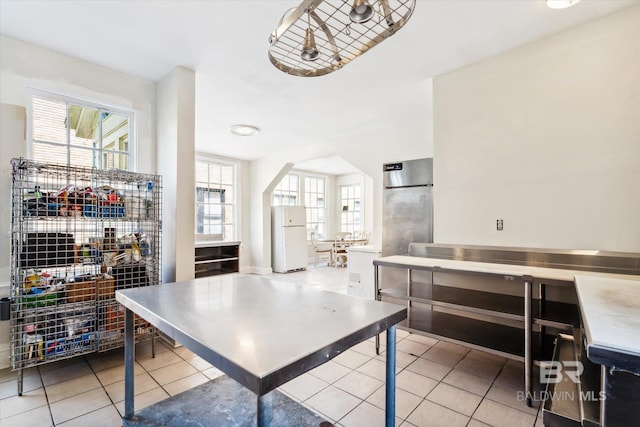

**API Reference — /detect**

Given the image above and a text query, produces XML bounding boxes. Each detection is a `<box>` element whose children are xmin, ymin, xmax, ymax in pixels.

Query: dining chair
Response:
<box><xmin>332</xmin><ymin>232</ymin><xmax>352</xmax><ymax>267</ymax></box>
<box><xmin>353</xmin><ymin>230</ymin><xmax>369</xmax><ymax>244</ymax></box>
<box><xmin>310</xmin><ymin>232</ymin><xmax>333</xmax><ymax>266</ymax></box>
<box><xmin>334</xmin><ymin>232</ymin><xmax>352</xmax><ymax>241</ymax></box>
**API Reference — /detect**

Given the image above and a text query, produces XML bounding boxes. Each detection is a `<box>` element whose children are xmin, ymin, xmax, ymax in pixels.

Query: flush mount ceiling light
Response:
<box><xmin>546</xmin><ymin>0</ymin><xmax>581</xmax><ymax>9</ymax></box>
<box><xmin>268</xmin><ymin>0</ymin><xmax>416</xmax><ymax>77</ymax></box>
<box><xmin>230</xmin><ymin>124</ymin><xmax>260</xmax><ymax>136</ymax></box>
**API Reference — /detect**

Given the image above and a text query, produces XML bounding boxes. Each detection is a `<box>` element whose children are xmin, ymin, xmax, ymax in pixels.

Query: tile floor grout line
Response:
<box><xmin>333</xmin><ymin>347</ymin><xmax>434</xmax><ymax>426</ymax></box>
<box><xmin>37</xmin><ymin>365</ymin><xmax>57</xmax><ymax>427</ymax></box>
<box><xmin>138</xmin><ymin>341</ymin><xmax>185</xmax><ymax>406</ymax></box>
<box><xmin>465</xmin><ymin>358</ymin><xmax>540</xmax><ymax>427</ymax></box>
<box><xmin>84</xmin><ymin>352</ymin><xmax>123</xmax><ymax>422</ymax></box>
<box><xmin>408</xmin><ymin>350</ymin><xmax>540</xmax><ymax>426</ymax></box>
<box><xmin>334</xmin><ymin>379</ymin><xmax>396</xmax><ymax>426</ymax></box>
<box><xmin>466</xmin><ymin>354</ymin><xmax>505</xmax><ymax>426</ymax></box>
<box><xmin>47</xmin><ymin>356</ymin><xmax>114</xmax><ymax>426</ymax></box>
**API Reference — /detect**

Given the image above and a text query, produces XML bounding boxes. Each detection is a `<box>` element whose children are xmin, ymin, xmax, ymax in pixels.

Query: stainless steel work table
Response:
<box><xmin>116</xmin><ymin>274</ymin><xmax>407</xmax><ymax>427</ymax></box>
<box><xmin>373</xmin><ymin>255</ymin><xmax>640</xmax><ymax>407</ymax></box>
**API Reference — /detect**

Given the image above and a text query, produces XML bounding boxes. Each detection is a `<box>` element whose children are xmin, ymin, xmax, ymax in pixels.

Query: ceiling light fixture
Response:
<box><xmin>546</xmin><ymin>0</ymin><xmax>581</xmax><ymax>9</ymax></box>
<box><xmin>301</xmin><ymin>11</ymin><xmax>319</xmax><ymax>61</ymax></box>
<box><xmin>230</xmin><ymin>124</ymin><xmax>260</xmax><ymax>136</ymax></box>
<box><xmin>268</xmin><ymin>0</ymin><xmax>416</xmax><ymax>77</ymax></box>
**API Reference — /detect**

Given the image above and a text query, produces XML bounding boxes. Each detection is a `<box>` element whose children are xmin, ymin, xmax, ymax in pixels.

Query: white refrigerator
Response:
<box><xmin>271</xmin><ymin>205</ymin><xmax>308</xmax><ymax>273</ymax></box>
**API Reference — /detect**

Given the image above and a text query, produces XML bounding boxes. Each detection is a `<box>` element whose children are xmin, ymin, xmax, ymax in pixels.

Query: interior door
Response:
<box><xmin>382</xmin><ymin>186</ymin><xmax>433</xmax><ymax>257</ymax></box>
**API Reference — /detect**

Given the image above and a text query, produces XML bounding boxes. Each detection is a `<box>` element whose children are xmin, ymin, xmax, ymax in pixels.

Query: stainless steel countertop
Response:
<box><xmin>374</xmin><ymin>255</ymin><xmax>640</xmax><ymax>284</ymax></box>
<box><xmin>116</xmin><ymin>274</ymin><xmax>406</xmax><ymax>395</ymax></box>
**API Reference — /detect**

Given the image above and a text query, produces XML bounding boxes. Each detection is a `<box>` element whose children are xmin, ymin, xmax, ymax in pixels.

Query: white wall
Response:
<box><xmin>0</xmin><ymin>105</ymin><xmax>26</xmax><ymax>290</ymax></box>
<box><xmin>433</xmin><ymin>6</ymin><xmax>640</xmax><ymax>252</ymax></box>
<box><xmin>0</xmin><ymin>36</ymin><xmax>156</xmax><ymax>173</ymax></box>
<box><xmin>0</xmin><ymin>36</ymin><xmax>156</xmax><ymax>285</ymax></box>
<box><xmin>247</xmin><ymin>101</ymin><xmax>434</xmax><ymax>272</ymax></box>
<box><xmin>0</xmin><ymin>35</ymin><xmax>157</xmax><ymax>368</ymax></box>
<box><xmin>0</xmin><ymin>104</ymin><xmax>26</xmax><ymax>369</ymax></box>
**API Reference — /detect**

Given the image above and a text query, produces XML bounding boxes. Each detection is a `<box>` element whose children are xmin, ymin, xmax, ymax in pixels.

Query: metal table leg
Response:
<box><xmin>124</xmin><ymin>308</ymin><xmax>135</xmax><ymax>419</ymax></box>
<box><xmin>385</xmin><ymin>325</ymin><xmax>396</xmax><ymax>427</ymax></box>
<box><xmin>407</xmin><ymin>269</ymin><xmax>412</xmax><ymax>326</ymax></box>
<box><xmin>257</xmin><ymin>391</ymin><xmax>273</xmax><ymax>427</ymax></box>
<box><xmin>151</xmin><ymin>327</ymin><xmax>156</xmax><ymax>358</ymax></box>
<box><xmin>17</xmin><ymin>368</ymin><xmax>23</xmax><ymax>396</ymax></box>
<box><xmin>524</xmin><ymin>278</ymin><xmax>532</xmax><ymax>407</ymax></box>
<box><xmin>600</xmin><ymin>365</ymin><xmax>607</xmax><ymax>426</ymax></box>
<box><xmin>375</xmin><ymin>265</ymin><xmax>380</xmax><ymax>355</ymax></box>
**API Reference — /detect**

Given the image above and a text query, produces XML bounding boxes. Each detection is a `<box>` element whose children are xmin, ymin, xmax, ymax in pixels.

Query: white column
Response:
<box><xmin>156</xmin><ymin>67</ymin><xmax>195</xmax><ymax>282</ymax></box>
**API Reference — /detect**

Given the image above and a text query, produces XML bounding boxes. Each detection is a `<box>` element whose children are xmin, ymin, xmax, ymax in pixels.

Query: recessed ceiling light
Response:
<box><xmin>546</xmin><ymin>0</ymin><xmax>581</xmax><ymax>9</ymax></box>
<box><xmin>230</xmin><ymin>124</ymin><xmax>260</xmax><ymax>136</ymax></box>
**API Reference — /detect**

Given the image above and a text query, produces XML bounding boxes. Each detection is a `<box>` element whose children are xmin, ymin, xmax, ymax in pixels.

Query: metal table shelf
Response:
<box><xmin>380</xmin><ymin>282</ymin><xmax>578</xmax><ymax>327</ymax></box>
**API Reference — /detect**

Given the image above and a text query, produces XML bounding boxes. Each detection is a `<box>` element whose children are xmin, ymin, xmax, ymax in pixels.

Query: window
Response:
<box><xmin>340</xmin><ymin>184</ymin><xmax>361</xmax><ymax>233</ymax></box>
<box><xmin>274</xmin><ymin>173</ymin><xmax>327</xmax><ymax>240</ymax></box>
<box><xmin>273</xmin><ymin>174</ymin><xmax>299</xmax><ymax>206</ymax></box>
<box><xmin>195</xmin><ymin>160</ymin><xmax>236</xmax><ymax>241</ymax></box>
<box><xmin>304</xmin><ymin>177</ymin><xmax>326</xmax><ymax>239</ymax></box>
<box><xmin>31</xmin><ymin>94</ymin><xmax>132</xmax><ymax>170</ymax></box>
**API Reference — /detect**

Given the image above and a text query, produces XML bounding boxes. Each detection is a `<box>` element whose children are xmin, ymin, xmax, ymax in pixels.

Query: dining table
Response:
<box><xmin>317</xmin><ymin>238</ymin><xmax>368</xmax><ymax>266</ymax></box>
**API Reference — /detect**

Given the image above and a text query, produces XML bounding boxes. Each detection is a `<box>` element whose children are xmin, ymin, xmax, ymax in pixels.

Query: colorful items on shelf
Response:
<box><xmin>22</xmin><ymin>183</ymin><xmax>152</xmax><ymax>218</ymax></box>
<box><xmin>21</xmin><ymin>271</ymin><xmax>115</xmax><ymax>307</ymax></box>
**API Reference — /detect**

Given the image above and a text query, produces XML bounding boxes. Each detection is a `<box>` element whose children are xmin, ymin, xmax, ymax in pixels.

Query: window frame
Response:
<box><xmin>195</xmin><ymin>156</ymin><xmax>238</xmax><ymax>242</ymax></box>
<box><xmin>273</xmin><ymin>172</ymin><xmax>330</xmax><ymax>241</ymax></box>
<box><xmin>304</xmin><ymin>175</ymin><xmax>326</xmax><ymax>240</ymax></box>
<box><xmin>28</xmin><ymin>89</ymin><xmax>136</xmax><ymax>170</ymax></box>
<box><xmin>195</xmin><ymin>187</ymin><xmax>226</xmax><ymax>238</ymax></box>
<box><xmin>272</xmin><ymin>174</ymin><xmax>300</xmax><ymax>206</ymax></box>
<box><xmin>339</xmin><ymin>183</ymin><xmax>361</xmax><ymax>233</ymax></box>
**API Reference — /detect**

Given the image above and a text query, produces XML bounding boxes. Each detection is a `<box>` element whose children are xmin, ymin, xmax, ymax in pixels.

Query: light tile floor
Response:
<box><xmin>0</xmin><ymin>265</ymin><xmax>545</xmax><ymax>427</ymax></box>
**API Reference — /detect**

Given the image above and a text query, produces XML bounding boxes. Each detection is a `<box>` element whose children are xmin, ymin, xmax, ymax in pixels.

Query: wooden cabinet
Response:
<box><xmin>195</xmin><ymin>242</ymin><xmax>240</xmax><ymax>277</ymax></box>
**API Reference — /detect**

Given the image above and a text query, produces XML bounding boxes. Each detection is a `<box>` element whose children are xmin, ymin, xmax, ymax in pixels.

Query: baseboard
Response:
<box><xmin>238</xmin><ymin>266</ymin><xmax>253</xmax><ymax>274</ymax></box>
<box><xmin>250</xmin><ymin>266</ymin><xmax>273</xmax><ymax>275</ymax></box>
<box><xmin>159</xmin><ymin>331</ymin><xmax>183</xmax><ymax>348</ymax></box>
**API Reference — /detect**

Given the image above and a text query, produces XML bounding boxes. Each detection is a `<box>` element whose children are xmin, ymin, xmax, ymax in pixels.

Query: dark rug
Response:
<box><xmin>122</xmin><ymin>375</ymin><xmax>331</xmax><ymax>427</ymax></box>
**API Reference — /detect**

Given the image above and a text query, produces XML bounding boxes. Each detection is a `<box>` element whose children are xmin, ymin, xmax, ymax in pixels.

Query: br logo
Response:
<box><xmin>540</xmin><ymin>361</ymin><xmax>583</xmax><ymax>384</ymax></box>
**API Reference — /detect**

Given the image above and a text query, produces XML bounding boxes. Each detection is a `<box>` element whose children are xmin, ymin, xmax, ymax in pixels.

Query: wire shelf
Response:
<box><xmin>268</xmin><ymin>0</ymin><xmax>416</xmax><ymax>77</ymax></box>
<box><xmin>9</xmin><ymin>158</ymin><xmax>162</xmax><ymax>369</ymax></box>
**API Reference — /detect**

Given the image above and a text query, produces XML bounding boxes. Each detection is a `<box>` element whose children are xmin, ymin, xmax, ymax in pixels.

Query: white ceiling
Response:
<box><xmin>1</xmin><ymin>0</ymin><xmax>637</xmax><ymax>175</ymax></box>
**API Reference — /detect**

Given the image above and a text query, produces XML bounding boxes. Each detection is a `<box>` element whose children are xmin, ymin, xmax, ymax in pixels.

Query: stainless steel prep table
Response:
<box><xmin>116</xmin><ymin>274</ymin><xmax>407</xmax><ymax>427</ymax></box>
<box><xmin>373</xmin><ymin>255</ymin><xmax>640</xmax><ymax>407</ymax></box>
